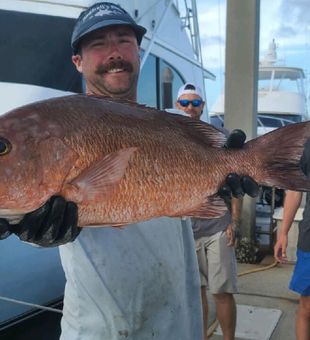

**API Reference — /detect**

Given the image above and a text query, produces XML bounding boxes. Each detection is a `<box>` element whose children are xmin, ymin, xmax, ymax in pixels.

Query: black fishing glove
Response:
<box><xmin>0</xmin><ymin>196</ymin><xmax>81</xmax><ymax>247</ymax></box>
<box><xmin>300</xmin><ymin>137</ymin><xmax>310</xmax><ymax>177</ymax></box>
<box><xmin>219</xmin><ymin>129</ymin><xmax>259</xmax><ymax>199</ymax></box>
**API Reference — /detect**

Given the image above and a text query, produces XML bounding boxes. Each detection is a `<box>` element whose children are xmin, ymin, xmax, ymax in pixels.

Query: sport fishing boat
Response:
<box><xmin>0</xmin><ymin>0</ymin><xmax>213</xmax><ymax>338</ymax></box>
<box><xmin>209</xmin><ymin>39</ymin><xmax>309</xmax><ymax>135</ymax></box>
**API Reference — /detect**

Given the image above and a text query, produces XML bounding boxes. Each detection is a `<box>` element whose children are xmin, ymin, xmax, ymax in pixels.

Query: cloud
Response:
<box><xmin>275</xmin><ymin>24</ymin><xmax>296</xmax><ymax>38</ymax></box>
<box><xmin>270</xmin><ymin>0</ymin><xmax>310</xmax><ymax>49</ymax></box>
<box><xmin>279</xmin><ymin>0</ymin><xmax>310</xmax><ymax>29</ymax></box>
<box><xmin>197</xmin><ymin>0</ymin><xmax>226</xmax><ymax>69</ymax></box>
<box><xmin>201</xmin><ymin>35</ymin><xmax>225</xmax><ymax>46</ymax></box>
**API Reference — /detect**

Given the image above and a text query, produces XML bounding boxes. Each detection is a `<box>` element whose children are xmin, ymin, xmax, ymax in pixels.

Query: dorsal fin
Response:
<box><xmin>170</xmin><ymin>115</ymin><xmax>227</xmax><ymax>148</ymax></box>
<box><xmin>79</xmin><ymin>94</ymin><xmax>227</xmax><ymax>148</ymax></box>
<box><xmin>84</xmin><ymin>94</ymin><xmax>149</xmax><ymax>109</ymax></box>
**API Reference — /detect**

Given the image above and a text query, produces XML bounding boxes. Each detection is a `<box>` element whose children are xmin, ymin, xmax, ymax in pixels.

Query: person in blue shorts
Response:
<box><xmin>274</xmin><ymin>148</ymin><xmax>310</xmax><ymax>340</ymax></box>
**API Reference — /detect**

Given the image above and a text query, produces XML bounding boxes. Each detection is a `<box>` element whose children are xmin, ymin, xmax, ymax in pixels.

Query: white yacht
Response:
<box><xmin>209</xmin><ymin>39</ymin><xmax>309</xmax><ymax>135</ymax></box>
<box><xmin>0</xmin><ymin>0</ymin><xmax>213</xmax><ymax>337</ymax></box>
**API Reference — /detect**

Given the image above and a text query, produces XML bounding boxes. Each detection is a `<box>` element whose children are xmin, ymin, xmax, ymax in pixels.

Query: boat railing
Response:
<box><xmin>257</xmin><ymin>114</ymin><xmax>298</xmax><ymax>129</ymax></box>
<box><xmin>209</xmin><ymin>113</ymin><xmax>300</xmax><ymax>134</ymax></box>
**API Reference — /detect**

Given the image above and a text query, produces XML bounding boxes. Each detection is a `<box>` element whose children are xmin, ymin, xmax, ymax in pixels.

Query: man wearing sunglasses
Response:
<box><xmin>176</xmin><ymin>83</ymin><xmax>205</xmax><ymax>119</ymax></box>
<box><xmin>176</xmin><ymin>83</ymin><xmax>240</xmax><ymax>340</ymax></box>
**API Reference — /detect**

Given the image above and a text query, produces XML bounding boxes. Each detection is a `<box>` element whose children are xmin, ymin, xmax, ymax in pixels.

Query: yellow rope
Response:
<box><xmin>237</xmin><ymin>260</ymin><xmax>278</xmax><ymax>277</ymax></box>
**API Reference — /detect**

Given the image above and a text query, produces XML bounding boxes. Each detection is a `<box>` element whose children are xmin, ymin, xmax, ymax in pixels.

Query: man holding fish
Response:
<box><xmin>59</xmin><ymin>4</ymin><xmax>206</xmax><ymax>338</ymax></box>
<box><xmin>0</xmin><ymin>2</ymin><xmax>298</xmax><ymax>340</ymax></box>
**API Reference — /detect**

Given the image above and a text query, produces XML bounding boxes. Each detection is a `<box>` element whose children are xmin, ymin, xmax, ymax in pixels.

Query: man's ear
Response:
<box><xmin>72</xmin><ymin>55</ymin><xmax>83</xmax><ymax>73</ymax></box>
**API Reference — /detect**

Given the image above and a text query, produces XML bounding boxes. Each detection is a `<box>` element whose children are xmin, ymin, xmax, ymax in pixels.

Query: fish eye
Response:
<box><xmin>0</xmin><ymin>137</ymin><xmax>12</xmax><ymax>156</ymax></box>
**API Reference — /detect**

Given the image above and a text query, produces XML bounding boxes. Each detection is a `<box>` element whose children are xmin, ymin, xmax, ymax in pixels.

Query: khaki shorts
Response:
<box><xmin>195</xmin><ymin>231</ymin><xmax>238</xmax><ymax>294</ymax></box>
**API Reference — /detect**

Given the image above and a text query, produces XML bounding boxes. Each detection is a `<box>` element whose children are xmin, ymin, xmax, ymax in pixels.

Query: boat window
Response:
<box><xmin>258</xmin><ymin>70</ymin><xmax>272</xmax><ymax>91</ymax></box>
<box><xmin>210</xmin><ymin>115</ymin><xmax>224</xmax><ymax>128</ymax></box>
<box><xmin>259</xmin><ymin>116</ymin><xmax>282</xmax><ymax>128</ymax></box>
<box><xmin>258</xmin><ymin>114</ymin><xmax>302</xmax><ymax>128</ymax></box>
<box><xmin>0</xmin><ymin>9</ymin><xmax>82</xmax><ymax>93</ymax></box>
<box><xmin>159</xmin><ymin>60</ymin><xmax>184</xmax><ymax>110</ymax></box>
<box><xmin>273</xmin><ymin>70</ymin><xmax>301</xmax><ymax>93</ymax></box>
<box><xmin>138</xmin><ymin>55</ymin><xmax>185</xmax><ymax>110</ymax></box>
<box><xmin>258</xmin><ymin>68</ymin><xmax>305</xmax><ymax>94</ymax></box>
<box><xmin>138</xmin><ymin>54</ymin><xmax>157</xmax><ymax>107</ymax></box>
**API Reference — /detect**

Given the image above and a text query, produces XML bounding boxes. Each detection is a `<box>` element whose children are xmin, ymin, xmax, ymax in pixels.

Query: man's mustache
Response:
<box><xmin>96</xmin><ymin>60</ymin><xmax>133</xmax><ymax>74</ymax></box>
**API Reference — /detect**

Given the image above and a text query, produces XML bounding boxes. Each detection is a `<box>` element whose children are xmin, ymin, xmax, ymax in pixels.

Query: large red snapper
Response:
<box><xmin>0</xmin><ymin>94</ymin><xmax>309</xmax><ymax>227</ymax></box>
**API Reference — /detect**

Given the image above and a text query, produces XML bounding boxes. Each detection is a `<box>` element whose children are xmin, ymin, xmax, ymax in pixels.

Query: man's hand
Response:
<box><xmin>0</xmin><ymin>196</ymin><xmax>81</xmax><ymax>247</ymax></box>
<box><xmin>224</xmin><ymin>129</ymin><xmax>246</xmax><ymax>149</ymax></box>
<box><xmin>274</xmin><ymin>234</ymin><xmax>288</xmax><ymax>263</ymax></box>
<box><xmin>226</xmin><ymin>223</ymin><xmax>241</xmax><ymax>247</ymax></box>
<box><xmin>219</xmin><ymin>129</ymin><xmax>259</xmax><ymax>199</ymax></box>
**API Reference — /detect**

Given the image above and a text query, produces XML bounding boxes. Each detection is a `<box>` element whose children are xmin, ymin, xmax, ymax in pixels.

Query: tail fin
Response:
<box><xmin>245</xmin><ymin>121</ymin><xmax>310</xmax><ymax>191</ymax></box>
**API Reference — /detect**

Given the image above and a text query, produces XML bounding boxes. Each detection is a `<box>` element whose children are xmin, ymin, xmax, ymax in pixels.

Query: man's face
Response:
<box><xmin>175</xmin><ymin>94</ymin><xmax>205</xmax><ymax>120</ymax></box>
<box><xmin>72</xmin><ymin>25</ymin><xmax>140</xmax><ymax>100</ymax></box>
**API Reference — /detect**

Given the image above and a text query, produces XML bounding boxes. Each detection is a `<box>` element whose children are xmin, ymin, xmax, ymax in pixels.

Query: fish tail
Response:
<box><xmin>245</xmin><ymin>121</ymin><xmax>310</xmax><ymax>191</ymax></box>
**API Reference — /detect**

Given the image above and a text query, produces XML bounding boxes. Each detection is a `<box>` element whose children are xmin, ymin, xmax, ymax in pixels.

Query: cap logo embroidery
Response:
<box><xmin>81</xmin><ymin>3</ymin><xmax>126</xmax><ymax>23</ymax></box>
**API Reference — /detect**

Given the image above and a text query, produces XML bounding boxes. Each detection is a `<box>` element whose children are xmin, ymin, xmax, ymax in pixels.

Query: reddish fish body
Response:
<box><xmin>0</xmin><ymin>94</ymin><xmax>309</xmax><ymax>226</ymax></box>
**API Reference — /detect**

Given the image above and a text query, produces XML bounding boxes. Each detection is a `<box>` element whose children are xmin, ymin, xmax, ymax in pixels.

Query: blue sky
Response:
<box><xmin>196</xmin><ymin>0</ymin><xmax>310</xmax><ymax>110</ymax></box>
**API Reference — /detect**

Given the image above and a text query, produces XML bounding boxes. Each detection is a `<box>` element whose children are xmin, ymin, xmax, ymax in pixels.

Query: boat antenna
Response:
<box><xmin>260</xmin><ymin>39</ymin><xmax>278</xmax><ymax>66</ymax></box>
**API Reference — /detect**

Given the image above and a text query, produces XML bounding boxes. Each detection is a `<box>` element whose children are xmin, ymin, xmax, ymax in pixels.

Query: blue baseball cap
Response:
<box><xmin>71</xmin><ymin>2</ymin><xmax>147</xmax><ymax>54</ymax></box>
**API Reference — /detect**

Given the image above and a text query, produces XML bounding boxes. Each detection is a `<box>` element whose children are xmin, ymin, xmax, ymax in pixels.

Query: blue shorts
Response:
<box><xmin>289</xmin><ymin>249</ymin><xmax>310</xmax><ymax>296</ymax></box>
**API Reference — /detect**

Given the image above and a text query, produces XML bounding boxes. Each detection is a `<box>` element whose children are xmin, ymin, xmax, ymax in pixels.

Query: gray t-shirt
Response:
<box><xmin>298</xmin><ymin>192</ymin><xmax>310</xmax><ymax>252</ymax></box>
<box><xmin>59</xmin><ymin>217</ymin><xmax>203</xmax><ymax>340</ymax></box>
<box><xmin>192</xmin><ymin>211</ymin><xmax>232</xmax><ymax>239</ymax></box>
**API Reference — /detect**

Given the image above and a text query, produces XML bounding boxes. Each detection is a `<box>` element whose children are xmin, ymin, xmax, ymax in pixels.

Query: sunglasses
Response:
<box><xmin>178</xmin><ymin>99</ymin><xmax>203</xmax><ymax>107</ymax></box>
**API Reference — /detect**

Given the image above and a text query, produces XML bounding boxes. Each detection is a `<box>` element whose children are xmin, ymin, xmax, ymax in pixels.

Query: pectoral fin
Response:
<box><xmin>64</xmin><ymin>147</ymin><xmax>137</xmax><ymax>203</ymax></box>
<box><xmin>176</xmin><ymin>195</ymin><xmax>228</xmax><ymax>219</ymax></box>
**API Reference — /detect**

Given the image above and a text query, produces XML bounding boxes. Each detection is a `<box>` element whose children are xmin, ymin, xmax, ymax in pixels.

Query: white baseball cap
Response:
<box><xmin>177</xmin><ymin>83</ymin><xmax>203</xmax><ymax>100</ymax></box>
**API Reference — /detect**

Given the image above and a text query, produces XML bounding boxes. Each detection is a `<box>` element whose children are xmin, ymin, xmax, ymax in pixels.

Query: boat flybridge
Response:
<box><xmin>209</xmin><ymin>39</ymin><xmax>308</xmax><ymax>136</ymax></box>
<box><xmin>0</xmin><ymin>0</ymin><xmax>213</xmax><ymax>338</ymax></box>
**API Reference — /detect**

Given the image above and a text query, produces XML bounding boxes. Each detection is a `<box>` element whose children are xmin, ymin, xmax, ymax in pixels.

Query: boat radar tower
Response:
<box><xmin>260</xmin><ymin>39</ymin><xmax>278</xmax><ymax>66</ymax></box>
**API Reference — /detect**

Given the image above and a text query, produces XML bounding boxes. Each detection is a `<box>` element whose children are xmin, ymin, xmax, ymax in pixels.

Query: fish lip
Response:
<box><xmin>0</xmin><ymin>208</ymin><xmax>31</xmax><ymax>215</ymax></box>
<box><xmin>0</xmin><ymin>208</ymin><xmax>30</xmax><ymax>224</ymax></box>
